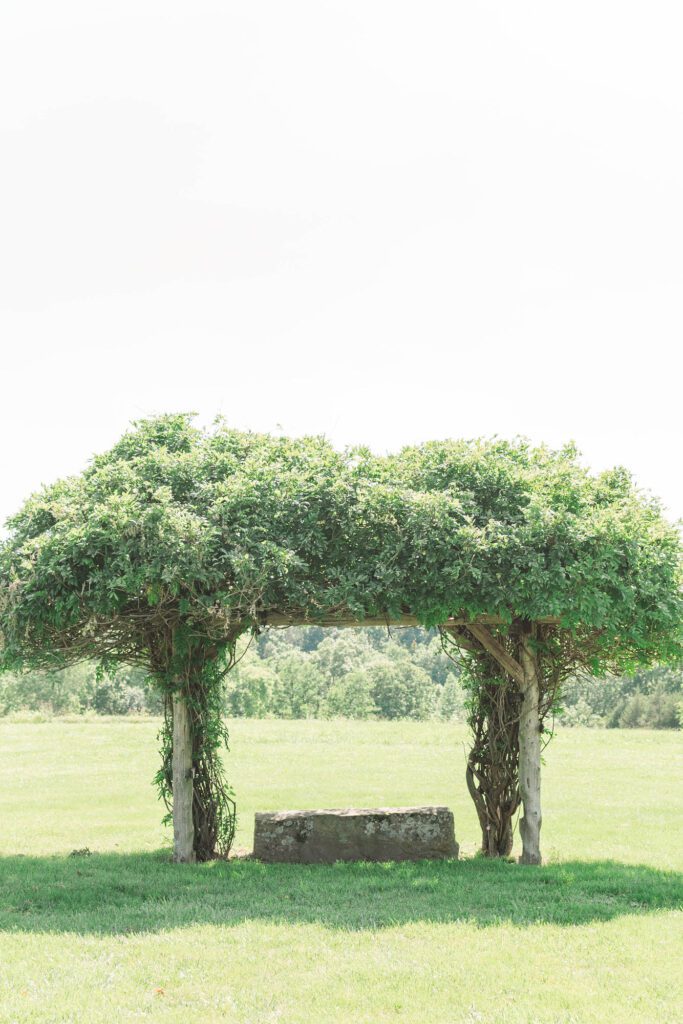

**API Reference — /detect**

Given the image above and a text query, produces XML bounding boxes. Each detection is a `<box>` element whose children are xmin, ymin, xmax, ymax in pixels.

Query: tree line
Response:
<box><xmin>2</xmin><ymin>625</ymin><xmax>680</xmax><ymax>729</ymax></box>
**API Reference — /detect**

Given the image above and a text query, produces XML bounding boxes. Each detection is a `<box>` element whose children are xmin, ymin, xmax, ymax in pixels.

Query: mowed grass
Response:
<box><xmin>0</xmin><ymin>719</ymin><xmax>681</xmax><ymax>1023</ymax></box>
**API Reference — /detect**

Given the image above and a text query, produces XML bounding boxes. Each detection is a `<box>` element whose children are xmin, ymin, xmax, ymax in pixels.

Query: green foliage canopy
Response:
<box><xmin>1</xmin><ymin>414</ymin><xmax>681</xmax><ymax>678</ymax></box>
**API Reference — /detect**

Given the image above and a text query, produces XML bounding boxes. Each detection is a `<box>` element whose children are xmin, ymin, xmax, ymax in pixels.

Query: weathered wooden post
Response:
<box><xmin>172</xmin><ymin>692</ymin><xmax>195</xmax><ymax>863</ymax></box>
<box><xmin>518</xmin><ymin>628</ymin><xmax>542</xmax><ymax>865</ymax></box>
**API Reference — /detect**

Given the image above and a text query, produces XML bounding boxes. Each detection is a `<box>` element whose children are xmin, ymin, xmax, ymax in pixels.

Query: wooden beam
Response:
<box><xmin>260</xmin><ymin>611</ymin><xmax>420</xmax><ymax>628</ymax></box>
<box><xmin>465</xmin><ymin>622</ymin><xmax>525</xmax><ymax>687</ymax></box>
<box><xmin>440</xmin><ymin>631</ymin><xmax>478</xmax><ymax>653</ymax></box>
<box><xmin>259</xmin><ymin>611</ymin><xmax>559</xmax><ymax>630</ymax></box>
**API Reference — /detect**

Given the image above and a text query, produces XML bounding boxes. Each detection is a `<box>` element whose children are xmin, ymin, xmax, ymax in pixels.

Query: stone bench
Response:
<box><xmin>253</xmin><ymin>806</ymin><xmax>459</xmax><ymax>863</ymax></box>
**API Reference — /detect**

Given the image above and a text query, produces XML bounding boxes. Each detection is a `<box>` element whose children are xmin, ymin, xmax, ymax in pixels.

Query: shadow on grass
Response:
<box><xmin>0</xmin><ymin>852</ymin><xmax>680</xmax><ymax>935</ymax></box>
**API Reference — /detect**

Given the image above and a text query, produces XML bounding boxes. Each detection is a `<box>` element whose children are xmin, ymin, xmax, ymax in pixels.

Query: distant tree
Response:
<box><xmin>313</xmin><ymin>632</ymin><xmax>373</xmax><ymax>682</ymax></box>
<box><xmin>618</xmin><ymin>692</ymin><xmax>648</xmax><ymax>728</ymax></box>
<box><xmin>409</xmin><ymin>634</ymin><xmax>455</xmax><ymax>686</ymax></box>
<box><xmin>368</xmin><ymin>657</ymin><xmax>436</xmax><ymax>720</ymax></box>
<box><xmin>0</xmin><ymin>662</ymin><xmax>152</xmax><ymax>716</ymax></box>
<box><xmin>0</xmin><ymin>664</ymin><xmax>88</xmax><ymax>716</ymax></box>
<box><xmin>560</xmin><ymin>663</ymin><xmax>683</xmax><ymax>729</ymax></box>
<box><xmin>323</xmin><ymin>668</ymin><xmax>377</xmax><ymax>719</ymax></box>
<box><xmin>225</xmin><ymin>657</ymin><xmax>274</xmax><ymax>718</ymax></box>
<box><xmin>269</xmin><ymin>651</ymin><xmax>323</xmax><ymax>718</ymax></box>
<box><xmin>610</xmin><ymin>686</ymin><xmax>681</xmax><ymax>730</ymax></box>
<box><xmin>438</xmin><ymin>671</ymin><xmax>466</xmax><ymax>721</ymax></box>
<box><xmin>560</xmin><ymin>697</ymin><xmax>604</xmax><ymax>729</ymax></box>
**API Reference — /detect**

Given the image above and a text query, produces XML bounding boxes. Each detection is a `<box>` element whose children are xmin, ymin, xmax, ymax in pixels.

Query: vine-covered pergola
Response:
<box><xmin>1</xmin><ymin>415</ymin><xmax>680</xmax><ymax>865</ymax></box>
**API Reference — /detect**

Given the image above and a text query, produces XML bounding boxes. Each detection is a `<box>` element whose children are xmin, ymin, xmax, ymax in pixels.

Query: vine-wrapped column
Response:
<box><xmin>464</xmin><ymin>620</ymin><xmax>544</xmax><ymax>865</ymax></box>
<box><xmin>518</xmin><ymin>629</ymin><xmax>543</xmax><ymax>865</ymax></box>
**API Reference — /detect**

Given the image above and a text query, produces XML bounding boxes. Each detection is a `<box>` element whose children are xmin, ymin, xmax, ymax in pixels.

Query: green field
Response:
<box><xmin>1</xmin><ymin>719</ymin><xmax>681</xmax><ymax>1023</ymax></box>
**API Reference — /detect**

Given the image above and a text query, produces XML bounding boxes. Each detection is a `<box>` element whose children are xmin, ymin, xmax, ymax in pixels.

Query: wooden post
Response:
<box><xmin>518</xmin><ymin>630</ymin><xmax>542</xmax><ymax>865</ymax></box>
<box><xmin>172</xmin><ymin>691</ymin><xmax>195</xmax><ymax>863</ymax></box>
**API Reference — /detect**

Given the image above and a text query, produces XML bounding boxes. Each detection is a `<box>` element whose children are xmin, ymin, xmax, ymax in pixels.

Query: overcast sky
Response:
<box><xmin>1</xmin><ymin>1</ymin><xmax>681</xmax><ymax>528</ymax></box>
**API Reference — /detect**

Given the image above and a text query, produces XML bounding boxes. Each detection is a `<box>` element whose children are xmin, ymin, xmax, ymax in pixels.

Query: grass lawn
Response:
<box><xmin>0</xmin><ymin>718</ymin><xmax>681</xmax><ymax>1023</ymax></box>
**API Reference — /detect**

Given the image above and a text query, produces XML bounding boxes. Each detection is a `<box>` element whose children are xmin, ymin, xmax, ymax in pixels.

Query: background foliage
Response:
<box><xmin>2</xmin><ymin>626</ymin><xmax>681</xmax><ymax>729</ymax></box>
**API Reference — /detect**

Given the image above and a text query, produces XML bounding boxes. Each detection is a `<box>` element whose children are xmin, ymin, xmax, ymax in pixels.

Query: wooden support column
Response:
<box><xmin>172</xmin><ymin>691</ymin><xmax>196</xmax><ymax>863</ymax></box>
<box><xmin>518</xmin><ymin>629</ymin><xmax>542</xmax><ymax>865</ymax></box>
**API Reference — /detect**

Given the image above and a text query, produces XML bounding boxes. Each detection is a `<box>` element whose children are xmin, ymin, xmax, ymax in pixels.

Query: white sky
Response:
<box><xmin>1</xmin><ymin>1</ymin><xmax>682</xmax><ymax>528</ymax></box>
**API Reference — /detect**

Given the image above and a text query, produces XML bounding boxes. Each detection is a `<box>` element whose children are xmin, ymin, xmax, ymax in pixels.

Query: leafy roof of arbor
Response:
<box><xmin>1</xmin><ymin>414</ymin><xmax>681</xmax><ymax>673</ymax></box>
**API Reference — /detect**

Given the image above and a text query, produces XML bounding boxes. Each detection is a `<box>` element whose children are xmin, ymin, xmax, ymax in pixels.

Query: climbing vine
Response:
<box><xmin>442</xmin><ymin>627</ymin><xmax>522</xmax><ymax>856</ymax></box>
<box><xmin>441</xmin><ymin>623</ymin><xmax>570</xmax><ymax>857</ymax></box>
<box><xmin>152</xmin><ymin>630</ymin><xmax>245</xmax><ymax>860</ymax></box>
<box><xmin>154</xmin><ymin>685</ymin><xmax>235</xmax><ymax>860</ymax></box>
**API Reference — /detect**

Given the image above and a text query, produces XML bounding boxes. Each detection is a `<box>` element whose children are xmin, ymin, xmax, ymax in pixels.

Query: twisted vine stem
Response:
<box><xmin>440</xmin><ymin>623</ymin><xmax>565</xmax><ymax>857</ymax></box>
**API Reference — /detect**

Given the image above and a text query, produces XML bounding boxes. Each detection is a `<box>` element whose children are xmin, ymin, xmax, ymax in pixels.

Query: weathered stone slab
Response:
<box><xmin>253</xmin><ymin>806</ymin><xmax>459</xmax><ymax>863</ymax></box>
